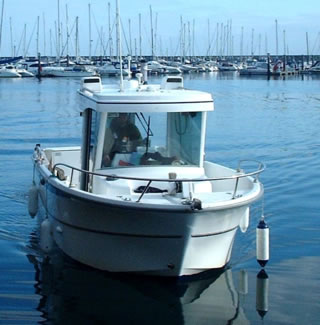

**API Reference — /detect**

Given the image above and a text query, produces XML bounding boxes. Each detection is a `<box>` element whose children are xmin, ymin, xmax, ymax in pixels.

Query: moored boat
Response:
<box><xmin>48</xmin><ymin>65</ymin><xmax>97</xmax><ymax>77</ymax></box>
<box><xmin>31</xmin><ymin>75</ymin><xmax>264</xmax><ymax>277</ymax></box>
<box><xmin>0</xmin><ymin>65</ymin><xmax>21</xmax><ymax>77</ymax></box>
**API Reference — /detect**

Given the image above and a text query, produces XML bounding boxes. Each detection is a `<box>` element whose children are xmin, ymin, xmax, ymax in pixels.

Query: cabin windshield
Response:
<box><xmin>100</xmin><ymin>111</ymin><xmax>204</xmax><ymax>168</ymax></box>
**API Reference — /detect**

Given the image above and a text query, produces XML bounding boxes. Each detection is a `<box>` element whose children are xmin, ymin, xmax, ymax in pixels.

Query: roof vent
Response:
<box><xmin>161</xmin><ymin>76</ymin><xmax>184</xmax><ymax>90</ymax></box>
<box><xmin>81</xmin><ymin>76</ymin><xmax>102</xmax><ymax>92</ymax></box>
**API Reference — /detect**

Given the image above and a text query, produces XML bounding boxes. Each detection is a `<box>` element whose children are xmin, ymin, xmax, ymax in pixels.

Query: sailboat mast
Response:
<box><xmin>258</xmin><ymin>33</ymin><xmax>261</xmax><ymax>56</ymax></box>
<box><xmin>128</xmin><ymin>18</ymin><xmax>132</xmax><ymax>55</ymax></box>
<box><xmin>57</xmin><ymin>0</ymin><xmax>61</xmax><ymax>63</ymax></box>
<box><xmin>36</xmin><ymin>15</ymin><xmax>39</xmax><ymax>56</ymax></box>
<box><xmin>150</xmin><ymin>5</ymin><xmax>154</xmax><ymax>58</ymax></box>
<box><xmin>10</xmin><ymin>17</ymin><xmax>13</xmax><ymax>57</ymax></box>
<box><xmin>0</xmin><ymin>0</ymin><xmax>4</xmax><ymax>56</ymax></box>
<box><xmin>139</xmin><ymin>13</ymin><xmax>142</xmax><ymax>58</ymax></box>
<box><xmin>75</xmin><ymin>16</ymin><xmax>79</xmax><ymax>60</ymax></box>
<box><xmin>23</xmin><ymin>24</ymin><xmax>26</xmax><ymax>57</ymax></box>
<box><xmin>66</xmin><ymin>4</ymin><xmax>69</xmax><ymax>59</ymax></box>
<box><xmin>240</xmin><ymin>26</ymin><xmax>243</xmax><ymax>58</ymax></box>
<box><xmin>108</xmin><ymin>2</ymin><xmax>113</xmax><ymax>58</ymax></box>
<box><xmin>216</xmin><ymin>23</ymin><xmax>219</xmax><ymax>57</ymax></box>
<box><xmin>306</xmin><ymin>32</ymin><xmax>309</xmax><ymax>62</ymax></box>
<box><xmin>192</xmin><ymin>19</ymin><xmax>195</xmax><ymax>58</ymax></box>
<box><xmin>43</xmin><ymin>13</ymin><xmax>46</xmax><ymax>57</ymax></box>
<box><xmin>50</xmin><ymin>28</ymin><xmax>52</xmax><ymax>56</ymax></box>
<box><xmin>265</xmin><ymin>33</ymin><xmax>268</xmax><ymax>55</ymax></box>
<box><xmin>207</xmin><ymin>19</ymin><xmax>210</xmax><ymax>57</ymax></box>
<box><xmin>115</xmin><ymin>0</ymin><xmax>123</xmax><ymax>91</ymax></box>
<box><xmin>275</xmin><ymin>19</ymin><xmax>278</xmax><ymax>56</ymax></box>
<box><xmin>88</xmin><ymin>3</ymin><xmax>92</xmax><ymax>60</ymax></box>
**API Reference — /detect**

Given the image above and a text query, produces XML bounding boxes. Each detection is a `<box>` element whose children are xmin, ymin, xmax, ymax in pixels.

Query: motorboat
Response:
<box><xmin>147</xmin><ymin>60</ymin><xmax>182</xmax><ymax>74</ymax></box>
<box><xmin>146</xmin><ymin>60</ymin><xmax>166</xmax><ymax>74</ymax></box>
<box><xmin>158</xmin><ymin>60</ymin><xmax>182</xmax><ymax>74</ymax></box>
<box><xmin>31</xmin><ymin>75</ymin><xmax>264</xmax><ymax>277</ymax></box>
<box><xmin>0</xmin><ymin>64</ymin><xmax>34</xmax><ymax>77</ymax></box>
<box><xmin>48</xmin><ymin>65</ymin><xmax>97</xmax><ymax>77</ymax></box>
<box><xmin>21</xmin><ymin>60</ymin><xmax>58</xmax><ymax>77</ymax></box>
<box><xmin>202</xmin><ymin>61</ymin><xmax>219</xmax><ymax>72</ymax></box>
<box><xmin>0</xmin><ymin>65</ymin><xmax>21</xmax><ymax>77</ymax></box>
<box><xmin>96</xmin><ymin>61</ymin><xmax>131</xmax><ymax>76</ymax></box>
<box><xmin>171</xmin><ymin>61</ymin><xmax>199</xmax><ymax>73</ymax></box>
<box><xmin>307</xmin><ymin>61</ymin><xmax>320</xmax><ymax>73</ymax></box>
<box><xmin>163</xmin><ymin>65</ymin><xmax>182</xmax><ymax>74</ymax></box>
<box><xmin>239</xmin><ymin>61</ymin><xmax>270</xmax><ymax>76</ymax></box>
<box><xmin>15</xmin><ymin>64</ymin><xmax>35</xmax><ymax>77</ymax></box>
<box><xmin>218</xmin><ymin>61</ymin><xmax>238</xmax><ymax>71</ymax></box>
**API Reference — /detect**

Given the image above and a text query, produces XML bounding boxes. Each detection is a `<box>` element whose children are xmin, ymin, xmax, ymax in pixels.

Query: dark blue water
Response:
<box><xmin>0</xmin><ymin>73</ymin><xmax>319</xmax><ymax>324</ymax></box>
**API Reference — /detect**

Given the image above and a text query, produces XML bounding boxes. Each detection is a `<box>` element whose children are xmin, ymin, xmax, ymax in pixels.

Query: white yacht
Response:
<box><xmin>48</xmin><ymin>65</ymin><xmax>97</xmax><ymax>78</ymax></box>
<box><xmin>15</xmin><ymin>64</ymin><xmax>35</xmax><ymax>77</ymax></box>
<box><xmin>239</xmin><ymin>61</ymin><xmax>270</xmax><ymax>76</ymax></box>
<box><xmin>0</xmin><ymin>65</ymin><xmax>21</xmax><ymax>77</ymax></box>
<box><xmin>31</xmin><ymin>75</ymin><xmax>264</xmax><ymax>277</ymax></box>
<box><xmin>218</xmin><ymin>62</ymin><xmax>238</xmax><ymax>71</ymax></box>
<box><xmin>97</xmin><ymin>62</ymin><xmax>131</xmax><ymax>76</ymax></box>
<box><xmin>307</xmin><ymin>61</ymin><xmax>320</xmax><ymax>73</ymax></box>
<box><xmin>146</xmin><ymin>61</ymin><xmax>166</xmax><ymax>74</ymax></box>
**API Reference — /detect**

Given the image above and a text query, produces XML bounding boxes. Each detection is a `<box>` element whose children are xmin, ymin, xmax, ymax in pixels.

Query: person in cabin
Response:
<box><xmin>102</xmin><ymin>113</ymin><xmax>142</xmax><ymax>166</ymax></box>
<box><xmin>110</xmin><ymin>113</ymin><xmax>142</xmax><ymax>146</ymax></box>
<box><xmin>102</xmin><ymin>113</ymin><xmax>178</xmax><ymax>167</ymax></box>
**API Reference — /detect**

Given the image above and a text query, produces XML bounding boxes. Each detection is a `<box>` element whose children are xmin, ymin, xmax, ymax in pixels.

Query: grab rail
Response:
<box><xmin>48</xmin><ymin>159</ymin><xmax>265</xmax><ymax>203</ymax></box>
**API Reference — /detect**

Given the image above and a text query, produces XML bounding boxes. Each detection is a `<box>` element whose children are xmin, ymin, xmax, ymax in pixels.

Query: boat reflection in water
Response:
<box><xmin>27</xmin><ymin>248</ymin><xmax>250</xmax><ymax>324</ymax></box>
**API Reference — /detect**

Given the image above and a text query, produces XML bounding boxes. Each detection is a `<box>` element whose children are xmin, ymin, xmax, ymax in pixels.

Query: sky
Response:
<box><xmin>0</xmin><ymin>0</ymin><xmax>319</xmax><ymax>57</ymax></box>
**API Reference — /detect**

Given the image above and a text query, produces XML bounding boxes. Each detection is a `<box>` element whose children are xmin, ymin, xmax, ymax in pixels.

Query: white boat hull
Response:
<box><xmin>35</xmin><ymin>164</ymin><xmax>253</xmax><ymax>276</ymax></box>
<box><xmin>0</xmin><ymin>70</ymin><xmax>21</xmax><ymax>77</ymax></box>
<box><xmin>49</xmin><ymin>70</ymin><xmax>96</xmax><ymax>77</ymax></box>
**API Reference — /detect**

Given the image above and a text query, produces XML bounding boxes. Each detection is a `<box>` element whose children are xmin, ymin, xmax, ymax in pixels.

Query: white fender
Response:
<box><xmin>256</xmin><ymin>219</ymin><xmax>269</xmax><ymax>267</ymax></box>
<box><xmin>239</xmin><ymin>207</ymin><xmax>250</xmax><ymax>233</ymax></box>
<box><xmin>28</xmin><ymin>184</ymin><xmax>39</xmax><ymax>217</ymax></box>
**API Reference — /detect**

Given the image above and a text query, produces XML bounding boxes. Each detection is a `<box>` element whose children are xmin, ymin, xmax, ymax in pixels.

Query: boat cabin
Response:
<box><xmin>79</xmin><ymin>76</ymin><xmax>212</xmax><ymax>170</ymax></box>
<box><xmin>44</xmin><ymin>75</ymin><xmax>214</xmax><ymax>197</ymax></box>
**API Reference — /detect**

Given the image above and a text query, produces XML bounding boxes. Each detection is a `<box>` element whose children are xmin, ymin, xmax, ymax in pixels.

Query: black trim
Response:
<box><xmin>51</xmin><ymin>215</ymin><xmax>183</xmax><ymax>239</ymax></box>
<box><xmin>80</xmin><ymin>108</ymin><xmax>92</xmax><ymax>191</ymax></box>
<box><xmin>191</xmin><ymin>225</ymin><xmax>238</xmax><ymax>238</ymax></box>
<box><xmin>51</xmin><ymin>213</ymin><xmax>237</xmax><ymax>239</ymax></box>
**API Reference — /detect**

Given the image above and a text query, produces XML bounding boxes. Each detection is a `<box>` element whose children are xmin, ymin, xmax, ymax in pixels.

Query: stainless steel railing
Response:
<box><xmin>48</xmin><ymin>159</ymin><xmax>264</xmax><ymax>203</ymax></box>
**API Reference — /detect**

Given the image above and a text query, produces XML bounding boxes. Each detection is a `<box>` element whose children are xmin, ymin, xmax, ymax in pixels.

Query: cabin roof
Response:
<box><xmin>78</xmin><ymin>76</ymin><xmax>214</xmax><ymax>113</ymax></box>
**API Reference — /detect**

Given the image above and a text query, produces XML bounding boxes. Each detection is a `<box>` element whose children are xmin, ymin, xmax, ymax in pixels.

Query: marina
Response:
<box><xmin>0</xmin><ymin>0</ymin><xmax>320</xmax><ymax>323</ymax></box>
<box><xmin>0</xmin><ymin>72</ymin><xmax>319</xmax><ymax>323</ymax></box>
<box><xmin>1</xmin><ymin>54</ymin><xmax>320</xmax><ymax>79</ymax></box>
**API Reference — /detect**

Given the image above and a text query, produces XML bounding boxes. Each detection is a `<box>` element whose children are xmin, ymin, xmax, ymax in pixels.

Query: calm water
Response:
<box><xmin>0</xmin><ymin>73</ymin><xmax>319</xmax><ymax>324</ymax></box>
